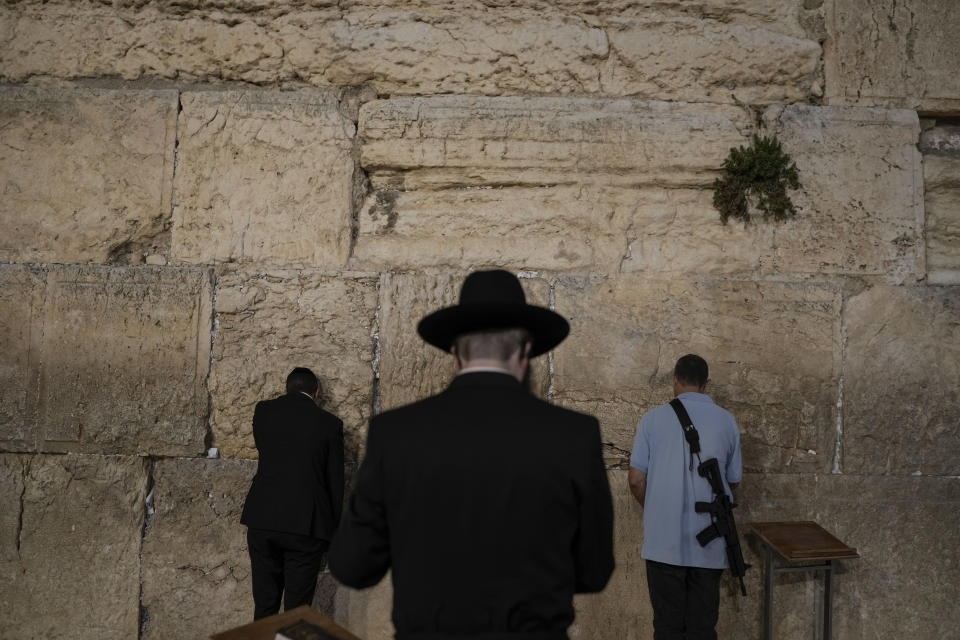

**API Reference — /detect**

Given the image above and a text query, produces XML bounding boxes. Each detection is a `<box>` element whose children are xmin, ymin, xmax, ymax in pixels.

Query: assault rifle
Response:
<box><xmin>695</xmin><ymin>458</ymin><xmax>750</xmax><ymax>596</ymax></box>
<box><xmin>669</xmin><ymin>398</ymin><xmax>750</xmax><ymax>596</ymax></box>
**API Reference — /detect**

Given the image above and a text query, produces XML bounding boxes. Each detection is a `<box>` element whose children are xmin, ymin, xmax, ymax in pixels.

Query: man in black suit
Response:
<box><xmin>241</xmin><ymin>367</ymin><xmax>345</xmax><ymax>620</ymax></box>
<box><xmin>329</xmin><ymin>270</ymin><xmax>615</xmax><ymax>639</ymax></box>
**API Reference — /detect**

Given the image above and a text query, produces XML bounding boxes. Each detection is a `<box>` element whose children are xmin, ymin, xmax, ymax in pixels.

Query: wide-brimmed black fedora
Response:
<box><xmin>417</xmin><ymin>270</ymin><xmax>569</xmax><ymax>358</ymax></box>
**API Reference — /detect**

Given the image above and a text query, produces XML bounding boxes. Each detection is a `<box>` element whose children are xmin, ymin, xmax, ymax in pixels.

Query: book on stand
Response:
<box><xmin>274</xmin><ymin>619</ymin><xmax>341</xmax><ymax>640</ymax></box>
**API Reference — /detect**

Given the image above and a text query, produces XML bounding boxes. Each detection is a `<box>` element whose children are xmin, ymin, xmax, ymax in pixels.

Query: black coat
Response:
<box><xmin>241</xmin><ymin>392</ymin><xmax>345</xmax><ymax>541</ymax></box>
<box><xmin>328</xmin><ymin>371</ymin><xmax>614</xmax><ymax>638</ymax></box>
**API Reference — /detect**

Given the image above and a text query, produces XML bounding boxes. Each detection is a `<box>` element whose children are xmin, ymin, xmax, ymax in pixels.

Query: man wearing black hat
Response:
<box><xmin>241</xmin><ymin>367</ymin><xmax>344</xmax><ymax>619</ymax></box>
<box><xmin>328</xmin><ymin>270</ymin><xmax>615</xmax><ymax>639</ymax></box>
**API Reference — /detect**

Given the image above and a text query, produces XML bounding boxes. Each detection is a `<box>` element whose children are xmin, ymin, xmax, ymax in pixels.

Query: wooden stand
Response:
<box><xmin>210</xmin><ymin>606</ymin><xmax>362</xmax><ymax>640</ymax></box>
<box><xmin>749</xmin><ymin>521</ymin><xmax>859</xmax><ymax>640</ymax></box>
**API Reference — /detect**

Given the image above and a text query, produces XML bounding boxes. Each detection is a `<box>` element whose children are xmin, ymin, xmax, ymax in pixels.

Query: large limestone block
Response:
<box><xmin>553</xmin><ymin>276</ymin><xmax>840</xmax><ymax>472</ymax></box>
<box><xmin>0</xmin><ymin>1</ymin><xmax>822</xmax><ymax>104</ymax></box>
<box><xmin>377</xmin><ymin>271</ymin><xmax>551</xmax><ymax>413</ymax></box>
<box><xmin>577</xmin><ymin>472</ymin><xmax>960</xmax><ymax>639</ymax></box>
<box><xmin>726</xmin><ymin>473</ymin><xmax>960</xmax><ymax>639</ymax></box>
<box><xmin>0</xmin><ymin>88</ymin><xmax>177</xmax><ymax>264</ymax></box>
<box><xmin>34</xmin><ymin>265</ymin><xmax>212</xmax><ymax>456</ymax></box>
<box><xmin>141</xmin><ymin>457</ymin><xmax>257</xmax><ymax>640</ymax></box>
<box><xmin>0</xmin><ymin>265</ymin><xmax>45</xmax><ymax>452</ymax></box>
<box><xmin>359</xmin><ymin>97</ymin><xmax>752</xmax><ymax>184</ymax></box>
<box><xmin>738</xmin><ymin>474</ymin><xmax>960</xmax><ymax>639</ymax></box>
<box><xmin>761</xmin><ymin>105</ymin><xmax>924</xmax><ymax>282</ymax></box>
<box><xmin>825</xmin><ymin>0</ymin><xmax>960</xmax><ymax>112</ymax></box>
<box><xmin>812</xmin><ymin>475</ymin><xmax>960</xmax><ymax>640</ymax></box>
<box><xmin>0</xmin><ymin>453</ymin><xmax>148</xmax><ymax>640</ymax></box>
<box><xmin>171</xmin><ymin>91</ymin><xmax>357</xmax><ymax>268</ymax></box>
<box><xmin>353</xmin><ymin>97</ymin><xmax>755</xmax><ymax>273</ymax></box>
<box><xmin>602</xmin><ymin>9</ymin><xmax>822</xmax><ymax>105</ymax></box>
<box><xmin>922</xmin><ymin>122</ymin><xmax>960</xmax><ymax>284</ymax></box>
<box><xmin>329</xmin><ymin>576</ymin><xmax>395</xmax><ymax>640</ymax></box>
<box><xmin>574</xmin><ymin>472</ymin><xmax>815</xmax><ymax>639</ymax></box>
<box><xmin>716</xmin><ymin>474</ymin><xmax>820</xmax><ymax>640</ymax></box>
<box><xmin>842</xmin><ymin>285</ymin><xmax>960</xmax><ymax>475</ymax></box>
<box><xmin>570</xmin><ymin>471</ymin><xmax>651</xmax><ymax>640</ymax></box>
<box><xmin>210</xmin><ymin>270</ymin><xmax>377</xmax><ymax>460</ymax></box>
<box><xmin>0</xmin><ymin>454</ymin><xmax>26</xmax><ymax>566</ymax></box>
<box><xmin>616</xmin><ymin>188</ymin><xmax>774</xmax><ymax>277</ymax></box>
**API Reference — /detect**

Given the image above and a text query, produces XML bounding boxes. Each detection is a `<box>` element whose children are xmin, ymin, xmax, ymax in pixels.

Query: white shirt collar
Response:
<box><xmin>457</xmin><ymin>366</ymin><xmax>514</xmax><ymax>376</ymax></box>
<box><xmin>298</xmin><ymin>391</ymin><xmax>315</xmax><ymax>400</ymax></box>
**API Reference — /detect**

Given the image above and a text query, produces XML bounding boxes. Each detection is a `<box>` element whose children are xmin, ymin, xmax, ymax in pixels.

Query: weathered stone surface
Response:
<box><xmin>141</xmin><ymin>457</ymin><xmax>257</xmax><ymax>640</ymax></box>
<box><xmin>0</xmin><ymin>265</ymin><xmax>45</xmax><ymax>452</ymax></box>
<box><xmin>210</xmin><ymin>270</ymin><xmax>377</xmax><ymax>460</ymax></box>
<box><xmin>842</xmin><ymin>285</ymin><xmax>960</xmax><ymax>475</ymax></box>
<box><xmin>355</xmin><ymin>101</ymin><xmax>926</xmax><ymax>281</ymax></box>
<box><xmin>0</xmin><ymin>454</ymin><xmax>26</xmax><ymax>567</ymax></box>
<box><xmin>0</xmin><ymin>88</ymin><xmax>177</xmax><ymax>264</ymax></box>
<box><xmin>602</xmin><ymin>8</ymin><xmax>822</xmax><ymax>105</ymax></box>
<box><xmin>576</xmin><ymin>472</ymin><xmax>960</xmax><ymax>640</ymax></box>
<box><xmin>171</xmin><ymin>91</ymin><xmax>357</xmax><ymax>268</ymax></box>
<box><xmin>570</xmin><ymin>471</ymin><xmax>652</xmax><ymax>640</ymax></box>
<box><xmin>731</xmin><ymin>473</ymin><xmax>960</xmax><ymax>639</ymax></box>
<box><xmin>761</xmin><ymin>105</ymin><xmax>924</xmax><ymax>282</ymax></box>
<box><xmin>825</xmin><ymin>0</ymin><xmax>960</xmax><ymax>113</ymax></box>
<box><xmin>812</xmin><ymin>475</ymin><xmax>960</xmax><ymax>640</ymax></box>
<box><xmin>0</xmin><ymin>2</ymin><xmax>822</xmax><ymax>103</ymax></box>
<box><xmin>922</xmin><ymin>122</ymin><xmax>960</xmax><ymax>284</ymax></box>
<box><xmin>34</xmin><ymin>265</ymin><xmax>212</xmax><ymax>456</ymax></box>
<box><xmin>353</xmin><ymin>97</ymin><xmax>756</xmax><ymax>273</ymax></box>
<box><xmin>377</xmin><ymin>271</ymin><xmax>551</xmax><ymax>413</ymax></box>
<box><xmin>0</xmin><ymin>453</ymin><xmax>148</xmax><ymax>640</ymax></box>
<box><xmin>553</xmin><ymin>276</ymin><xmax>840</xmax><ymax>472</ymax></box>
<box><xmin>329</xmin><ymin>575</ymin><xmax>395</xmax><ymax>640</ymax></box>
<box><xmin>615</xmin><ymin>188</ymin><xmax>776</xmax><ymax>277</ymax></box>
<box><xmin>359</xmin><ymin>97</ymin><xmax>752</xmax><ymax>184</ymax></box>
<box><xmin>573</xmin><ymin>473</ymin><xmax>822</xmax><ymax>639</ymax></box>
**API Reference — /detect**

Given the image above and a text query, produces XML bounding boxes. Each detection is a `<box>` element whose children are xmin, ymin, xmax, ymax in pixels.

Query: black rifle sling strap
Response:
<box><xmin>671</xmin><ymin>398</ymin><xmax>724</xmax><ymax>542</ymax></box>
<box><xmin>669</xmin><ymin>398</ymin><xmax>701</xmax><ymax>470</ymax></box>
<box><xmin>669</xmin><ymin>399</ymin><xmax>751</xmax><ymax>595</ymax></box>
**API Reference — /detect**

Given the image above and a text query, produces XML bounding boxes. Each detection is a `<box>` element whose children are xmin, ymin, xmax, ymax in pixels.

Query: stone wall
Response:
<box><xmin>0</xmin><ymin>1</ymin><xmax>958</xmax><ymax>639</ymax></box>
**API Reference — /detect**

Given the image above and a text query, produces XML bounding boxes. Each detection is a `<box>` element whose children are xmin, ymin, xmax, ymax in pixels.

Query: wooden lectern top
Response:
<box><xmin>210</xmin><ymin>606</ymin><xmax>362</xmax><ymax>640</ymax></box>
<box><xmin>749</xmin><ymin>521</ymin><xmax>859</xmax><ymax>562</ymax></box>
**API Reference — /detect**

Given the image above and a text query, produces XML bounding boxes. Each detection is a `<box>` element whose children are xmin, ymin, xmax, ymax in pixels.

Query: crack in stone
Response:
<box><xmin>138</xmin><ymin>456</ymin><xmax>155</xmax><ymax>640</ymax></box>
<box><xmin>15</xmin><ymin>457</ymin><xmax>31</xmax><ymax>560</ymax></box>
<box><xmin>370</xmin><ymin>276</ymin><xmax>383</xmax><ymax>420</ymax></box>
<box><xmin>648</xmin><ymin>342</ymin><xmax>662</xmax><ymax>388</ymax></box>
<box><xmin>833</xmin><ymin>297</ymin><xmax>847</xmax><ymax>474</ymax></box>
<box><xmin>547</xmin><ymin>278</ymin><xmax>556</xmax><ymax>403</ymax></box>
<box><xmin>205</xmin><ymin>271</ymin><xmax>219</xmax><ymax>453</ymax></box>
<box><xmin>618</xmin><ymin>236</ymin><xmax>636</xmax><ymax>274</ymax></box>
<box><xmin>347</xmin><ymin>119</ymin><xmax>372</xmax><ymax>260</ymax></box>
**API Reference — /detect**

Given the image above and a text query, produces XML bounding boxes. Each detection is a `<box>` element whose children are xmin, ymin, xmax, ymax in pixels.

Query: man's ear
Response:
<box><xmin>450</xmin><ymin>345</ymin><xmax>463</xmax><ymax>370</ymax></box>
<box><xmin>701</xmin><ymin>378</ymin><xmax>711</xmax><ymax>391</ymax></box>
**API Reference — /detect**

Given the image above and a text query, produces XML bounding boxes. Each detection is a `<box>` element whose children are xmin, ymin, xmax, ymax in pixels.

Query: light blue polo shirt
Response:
<box><xmin>630</xmin><ymin>392</ymin><xmax>742</xmax><ymax>569</ymax></box>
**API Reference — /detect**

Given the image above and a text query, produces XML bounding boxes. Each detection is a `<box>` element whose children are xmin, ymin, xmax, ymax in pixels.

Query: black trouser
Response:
<box><xmin>247</xmin><ymin>527</ymin><xmax>329</xmax><ymax>620</ymax></box>
<box><xmin>645</xmin><ymin>560</ymin><xmax>723</xmax><ymax>640</ymax></box>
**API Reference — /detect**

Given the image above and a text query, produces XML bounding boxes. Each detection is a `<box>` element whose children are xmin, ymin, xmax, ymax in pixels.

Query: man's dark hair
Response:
<box><xmin>286</xmin><ymin>367</ymin><xmax>319</xmax><ymax>396</ymax></box>
<box><xmin>674</xmin><ymin>354</ymin><xmax>709</xmax><ymax>388</ymax></box>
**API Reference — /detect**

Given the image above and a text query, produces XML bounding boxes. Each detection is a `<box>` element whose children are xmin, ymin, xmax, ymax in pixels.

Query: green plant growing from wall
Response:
<box><xmin>712</xmin><ymin>135</ymin><xmax>800</xmax><ymax>224</ymax></box>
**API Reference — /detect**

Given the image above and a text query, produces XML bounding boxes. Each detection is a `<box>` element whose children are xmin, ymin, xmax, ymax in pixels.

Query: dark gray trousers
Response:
<box><xmin>247</xmin><ymin>527</ymin><xmax>329</xmax><ymax>620</ymax></box>
<box><xmin>646</xmin><ymin>559</ymin><xmax>723</xmax><ymax>640</ymax></box>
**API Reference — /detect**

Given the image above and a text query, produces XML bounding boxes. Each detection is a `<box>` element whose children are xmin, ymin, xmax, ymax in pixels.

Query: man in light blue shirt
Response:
<box><xmin>629</xmin><ymin>354</ymin><xmax>742</xmax><ymax>640</ymax></box>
